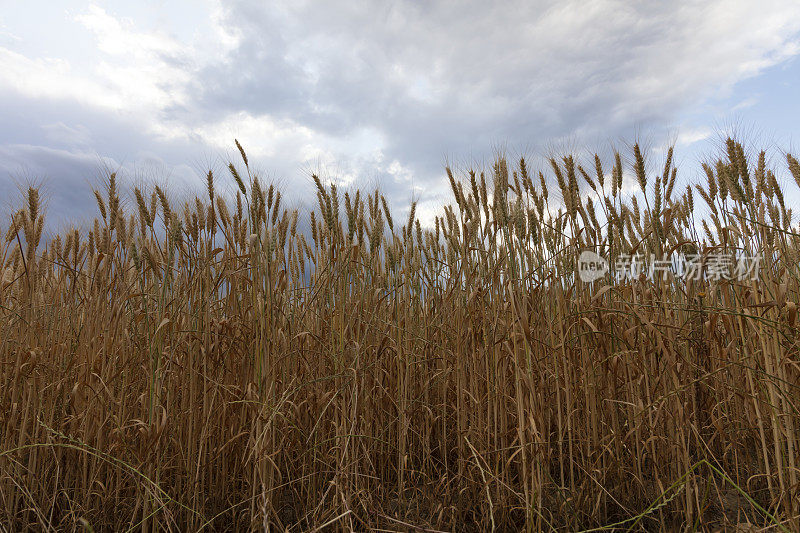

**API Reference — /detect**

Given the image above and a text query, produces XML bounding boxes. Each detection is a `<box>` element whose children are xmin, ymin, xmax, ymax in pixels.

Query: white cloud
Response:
<box><xmin>73</xmin><ymin>6</ymin><xmax>194</xmax><ymax>110</ymax></box>
<box><xmin>732</xmin><ymin>97</ymin><xmax>759</xmax><ymax>112</ymax></box>
<box><xmin>0</xmin><ymin>47</ymin><xmax>116</xmax><ymax>106</ymax></box>
<box><xmin>677</xmin><ymin>128</ymin><xmax>712</xmax><ymax>147</ymax></box>
<box><xmin>0</xmin><ymin>4</ymin><xmax>236</xmax><ymax>132</ymax></box>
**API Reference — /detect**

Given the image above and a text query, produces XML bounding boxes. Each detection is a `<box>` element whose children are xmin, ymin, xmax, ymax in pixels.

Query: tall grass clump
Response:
<box><xmin>1</xmin><ymin>138</ymin><xmax>799</xmax><ymax>531</ymax></box>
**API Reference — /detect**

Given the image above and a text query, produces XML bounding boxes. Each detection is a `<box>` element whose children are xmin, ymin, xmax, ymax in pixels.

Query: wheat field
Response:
<box><xmin>1</xmin><ymin>139</ymin><xmax>799</xmax><ymax>531</ymax></box>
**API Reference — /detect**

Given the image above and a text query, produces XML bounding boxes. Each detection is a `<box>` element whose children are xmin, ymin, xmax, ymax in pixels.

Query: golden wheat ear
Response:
<box><xmin>2</xmin><ymin>138</ymin><xmax>799</xmax><ymax>531</ymax></box>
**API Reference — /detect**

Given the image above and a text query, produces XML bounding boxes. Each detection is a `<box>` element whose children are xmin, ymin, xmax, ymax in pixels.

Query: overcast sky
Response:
<box><xmin>2</xmin><ymin>0</ymin><xmax>800</xmax><ymax>228</ymax></box>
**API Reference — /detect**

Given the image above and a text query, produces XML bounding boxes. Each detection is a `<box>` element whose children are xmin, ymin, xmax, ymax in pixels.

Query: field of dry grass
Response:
<box><xmin>1</xmin><ymin>138</ymin><xmax>799</xmax><ymax>531</ymax></box>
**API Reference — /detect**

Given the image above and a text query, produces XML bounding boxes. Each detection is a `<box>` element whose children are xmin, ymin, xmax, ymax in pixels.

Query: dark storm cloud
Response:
<box><xmin>0</xmin><ymin>91</ymin><xmax>207</xmax><ymax>228</ymax></box>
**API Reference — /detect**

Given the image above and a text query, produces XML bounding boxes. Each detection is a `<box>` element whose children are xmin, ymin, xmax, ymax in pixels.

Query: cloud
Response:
<box><xmin>1</xmin><ymin>0</ymin><xmax>800</xmax><ymax>226</ymax></box>
<box><xmin>0</xmin><ymin>144</ymin><xmax>114</xmax><ymax>227</ymax></box>
<box><xmin>732</xmin><ymin>97</ymin><xmax>760</xmax><ymax>112</ymax></box>
<box><xmin>677</xmin><ymin>128</ymin><xmax>713</xmax><ymax>147</ymax></box>
<box><xmin>41</xmin><ymin>122</ymin><xmax>93</xmax><ymax>148</ymax></box>
<box><xmin>193</xmin><ymin>1</ymin><xmax>800</xmax><ymax>180</ymax></box>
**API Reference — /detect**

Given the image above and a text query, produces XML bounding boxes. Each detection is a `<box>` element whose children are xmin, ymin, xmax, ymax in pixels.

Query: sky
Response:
<box><xmin>1</xmin><ymin>0</ymin><xmax>800</xmax><ymax>230</ymax></box>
